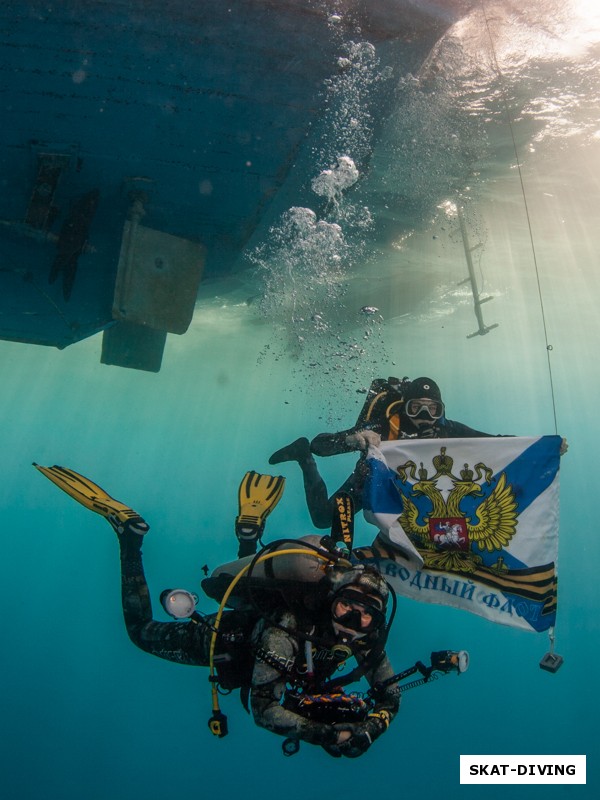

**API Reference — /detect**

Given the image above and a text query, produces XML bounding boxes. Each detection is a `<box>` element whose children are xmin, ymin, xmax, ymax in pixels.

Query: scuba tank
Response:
<box><xmin>209</xmin><ymin>534</ymin><xmax>329</xmax><ymax>583</ymax></box>
<box><xmin>202</xmin><ymin>534</ymin><xmax>334</xmax><ymax>609</ymax></box>
<box><xmin>355</xmin><ymin>376</ymin><xmax>410</xmax><ymax>440</ymax></box>
<box><xmin>204</xmin><ymin>490</ymin><xmax>356</xmax><ymax>611</ymax></box>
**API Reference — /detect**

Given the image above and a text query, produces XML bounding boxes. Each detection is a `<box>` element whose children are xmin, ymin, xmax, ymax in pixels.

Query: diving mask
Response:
<box><xmin>405</xmin><ymin>398</ymin><xmax>444</xmax><ymax>420</ymax></box>
<box><xmin>331</xmin><ymin>588</ymin><xmax>386</xmax><ymax>635</ymax></box>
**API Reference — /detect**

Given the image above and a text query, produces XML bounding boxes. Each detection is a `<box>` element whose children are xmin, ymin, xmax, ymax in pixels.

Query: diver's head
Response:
<box><xmin>402</xmin><ymin>377</ymin><xmax>444</xmax><ymax>432</ymax></box>
<box><xmin>326</xmin><ymin>568</ymin><xmax>389</xmax><ymax>642</ymax></box>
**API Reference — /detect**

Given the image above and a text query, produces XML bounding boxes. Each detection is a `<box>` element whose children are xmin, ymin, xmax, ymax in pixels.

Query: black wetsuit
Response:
<box><xmin>118</xmin><ymin>532</ymin><xmax>399</xmax><ymax>753</ymax></box>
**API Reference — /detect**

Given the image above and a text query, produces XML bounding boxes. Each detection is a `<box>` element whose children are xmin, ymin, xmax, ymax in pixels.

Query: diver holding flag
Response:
<box><xmin>269</xmin><ymin>375</ymin><xmax>568</xmax><ymax>529</ymax></box>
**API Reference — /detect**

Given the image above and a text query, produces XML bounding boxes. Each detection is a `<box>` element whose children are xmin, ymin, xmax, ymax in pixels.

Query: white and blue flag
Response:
<box><xmin>355</xmin><ymin>437</ymin><xmax>561</xmax><ymax>632</ymax></box>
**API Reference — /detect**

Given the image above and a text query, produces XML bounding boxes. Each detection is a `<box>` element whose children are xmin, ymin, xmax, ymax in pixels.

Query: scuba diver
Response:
<box><xmin>269</xmin><ymin>376</ymin><xmax>505</xmax><ymax>528</ymax></box>
<box><xmin>33</xmin><ymin>464</ymin><xmax>402</xmax><ymax>757</ymax></box>
<box><xmin>34</xmin><ymin>463</ymin><xmax>468</xmax><ymax>757</ymax></box>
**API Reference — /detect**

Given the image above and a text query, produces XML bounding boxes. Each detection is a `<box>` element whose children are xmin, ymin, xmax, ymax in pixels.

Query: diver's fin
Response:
<box><xmin>268</xmin><ymin>436</ymin><xmax>310</xmax><ymax>465</ymax></box>
<box><xmin>33</xmin><ymin>463</ymin><xmax>149</xmax><ymax>535</ymax></box>
<box><xmin>330</xmin><ymin>491</ymin><xmax>354</xmax><ymax>550</ymax></box>
<box><xmin>235</xmin><ymin>471</ymin><xmax>285</xmax><ymax>557</ymax></box>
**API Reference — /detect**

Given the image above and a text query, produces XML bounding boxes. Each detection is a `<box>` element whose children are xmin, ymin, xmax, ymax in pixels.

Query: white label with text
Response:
<box><xmin>460</xmin><ymin>755</ymin><xmax>586</xmax><ymax>784</ymax></box>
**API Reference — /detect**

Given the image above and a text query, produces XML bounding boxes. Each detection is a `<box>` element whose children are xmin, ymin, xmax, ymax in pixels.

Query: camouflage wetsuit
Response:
<box><xmin>118</xmin><ymin>531</ymin><xmax>399</xmax><ymax>754</ymax></box>
<box><xmin>250</xmin><ymin>611</ymin><xmax>399</xmax><ymax>752</ymax></box>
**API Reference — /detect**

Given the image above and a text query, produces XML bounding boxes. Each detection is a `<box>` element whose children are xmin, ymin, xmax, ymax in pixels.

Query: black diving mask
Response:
<box><xmin>405</xmin><ymin>398</ymin><xmax>444</xmax><ymax>420</ymax></box>
<box><xmin>331</xmin><ymin>589</ymin><xmax>386</xmax><ymax>634</ymax></box>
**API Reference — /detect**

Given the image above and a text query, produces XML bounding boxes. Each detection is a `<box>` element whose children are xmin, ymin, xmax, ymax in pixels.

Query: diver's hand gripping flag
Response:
<box><xmin>356</xmin><ymin>437</ymin><xmax>561</xmax><ymax>632</ymax></box>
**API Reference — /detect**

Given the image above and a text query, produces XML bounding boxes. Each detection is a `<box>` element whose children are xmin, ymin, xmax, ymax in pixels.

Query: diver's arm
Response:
<box><xmin>311</xmin><ymin>427</ymin><xmax>382</xmax><ymax>456</ymax></box>
<box><xmin>328</xmin><ymin>650</ymin><xmax>400</xmax><ymax>758</ymax></box>
<box><xmin>250</xmin><ymin>626</ymin><xmax>337</xmax><ymax>746</ymax></box>
<box><xmin>444</xmin><ymin>421</ymin><xmax>566</xmax><ymax>454</ymax></box>
<box><xmin>362</xmin><ymin>651</ymin><xmax>401</xmax><ymax>732</ymax></box>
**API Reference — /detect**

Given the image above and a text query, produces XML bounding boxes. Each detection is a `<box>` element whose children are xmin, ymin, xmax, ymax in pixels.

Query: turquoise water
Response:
<box><xmin>2</xmin><ymin>4</ymin><xmax>600</xmax><ymax>799</ymax></box>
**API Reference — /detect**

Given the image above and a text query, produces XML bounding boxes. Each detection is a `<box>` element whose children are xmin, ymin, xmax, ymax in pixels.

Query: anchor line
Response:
<box><xmin>480</xmin><ymin>2</ymin><xmax>558</xmax><ymax>434</ymax></box>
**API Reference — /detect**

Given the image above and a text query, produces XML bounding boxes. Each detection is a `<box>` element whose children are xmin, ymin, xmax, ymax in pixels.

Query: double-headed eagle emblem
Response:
<box><xmin>396</xmin><ymin>447</ymin><xmax>518</xmax><ymax>572</ymax></box>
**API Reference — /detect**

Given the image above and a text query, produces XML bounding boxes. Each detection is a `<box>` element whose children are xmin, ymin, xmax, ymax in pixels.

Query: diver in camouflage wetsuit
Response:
<box><xmin>33</xmin><ymin>462</ymin><xmax>400</xmax><ymax>756</ymax></box>
<box><xmin>118</xmin><ymin>519</ymin><xmax>399</xmax><ymax>758</ymax></box>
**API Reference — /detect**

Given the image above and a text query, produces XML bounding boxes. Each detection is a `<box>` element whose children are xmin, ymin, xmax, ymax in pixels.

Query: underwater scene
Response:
<box><xmin>1</xmin><ymin>1</ymin><xmax>599</xmax><ymax>797</ymax></box>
